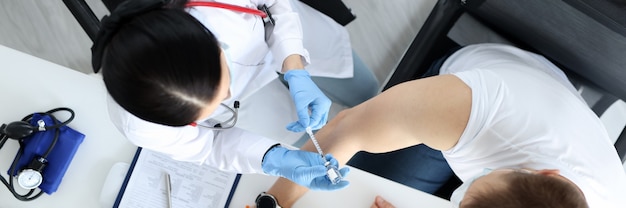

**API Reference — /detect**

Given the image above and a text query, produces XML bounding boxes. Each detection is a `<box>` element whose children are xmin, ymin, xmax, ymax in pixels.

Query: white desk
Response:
<box><xmin>0</xmin><ymin>45</ymin><xmax>137</xmax><ymax>207</ymax></box>
<box><xmin>229</xmin><ymin>166</ymin><xmax>451</xmax><ymax>208</ymax></box>
<box><xmin>0</xmin><ymin>45</ymin><xmax>451</xmax><ymax>208</ymax></box>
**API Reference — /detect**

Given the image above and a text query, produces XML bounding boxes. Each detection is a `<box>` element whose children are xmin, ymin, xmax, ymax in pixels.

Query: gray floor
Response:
<box><xmin>0</xmin><ymin>0</ymin><xmax>436</xmax><ymax>87</ymax></box>
<box><xmin>0</xmin><ymin>0</ymin><xmax>108</xmax><ymax>74</ymax></box>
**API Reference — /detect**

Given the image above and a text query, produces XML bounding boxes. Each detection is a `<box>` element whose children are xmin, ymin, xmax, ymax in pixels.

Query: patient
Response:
<box><xmin>262</xmin><ymin>43</ymin><xmax>626</xmax><ymax>208</ymax></box>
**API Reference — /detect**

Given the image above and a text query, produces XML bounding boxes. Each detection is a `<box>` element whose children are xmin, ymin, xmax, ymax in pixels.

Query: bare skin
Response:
<box><xmin>281</xmin><ymin>54</ymin><xmax>305</xmax><ymax>72</ymax></box>
<box><xmin>371</xmin><ymin>196</ymin><xmax>396</xmax><ymax>208</ymax></box>
<box><xmin>266</xmin><ymin>74</ymin><xmax>473</xmax><ymax>207</ymax></box>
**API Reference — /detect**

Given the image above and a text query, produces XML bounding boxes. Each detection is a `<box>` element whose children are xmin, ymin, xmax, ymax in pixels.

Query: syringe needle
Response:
<box><xmin>305</xmin><ymin>127</ymin><xmax>326</xmax><ymax>160</ymax></box>
<box><xmin>305</xmin><ymin>127</ymin><xmax>343</xmax><ymax>184</ymax></box>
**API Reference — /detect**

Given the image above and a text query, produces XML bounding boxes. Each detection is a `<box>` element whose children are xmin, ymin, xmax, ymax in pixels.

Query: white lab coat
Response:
<box><xmin>107</xmin><ymin>0</ymin><xmax>354</xmax><ymax>174</ymax></box>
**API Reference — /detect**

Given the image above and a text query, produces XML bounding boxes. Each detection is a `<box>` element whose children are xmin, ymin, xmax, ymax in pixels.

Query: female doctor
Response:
<box><xmin>91</xmin><ymin>0</ymin><xmax>374</xmax><ymax>190</ymax></box>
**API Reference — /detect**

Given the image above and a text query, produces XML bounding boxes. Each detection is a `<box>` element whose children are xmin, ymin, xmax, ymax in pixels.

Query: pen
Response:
<box><xmin>165</xmin><ymin>172</ymin><xmax>172</xmax><ymax>208</ymax></box>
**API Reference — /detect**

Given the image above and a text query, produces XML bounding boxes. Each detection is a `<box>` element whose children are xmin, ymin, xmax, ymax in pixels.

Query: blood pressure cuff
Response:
<box><xmin>8</xmin><ymin>113</ymin><xmax>85</xmax><ymax>194</ymax></box>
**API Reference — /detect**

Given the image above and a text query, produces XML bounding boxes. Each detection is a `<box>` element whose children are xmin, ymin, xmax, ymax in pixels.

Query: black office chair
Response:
<box><xmin>385</xmin><ymin>0</ymin><xmax>626</xmax><ymax>199</ymax></box>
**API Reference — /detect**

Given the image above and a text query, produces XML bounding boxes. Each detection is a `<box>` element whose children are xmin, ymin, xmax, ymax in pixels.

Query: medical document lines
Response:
<box><xmin>0</xmin><ymin>44</ymin><xmax>450</xmax><ymax>207</ymax></box>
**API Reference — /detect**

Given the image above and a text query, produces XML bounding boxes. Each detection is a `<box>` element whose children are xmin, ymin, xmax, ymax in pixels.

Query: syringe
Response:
<box><xmin>305</xmin><ymin>127</ymin><xmax>327</xmax><ymax>161</ymax></box>
<box><xmin>305</xmin><ymin>127</ymin><xmax>343</xmax><ymax>184</ymax></box>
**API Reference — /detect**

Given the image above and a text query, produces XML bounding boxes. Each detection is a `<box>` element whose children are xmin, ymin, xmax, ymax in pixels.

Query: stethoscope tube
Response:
<box><xmin>196</xmin><ymin>101</ymin><xmax>240</xmax><ymax>130</ymax></box>
<box><xmin>185</xmin><ymin>1</ymin><xmax>268</xmax><ymax>18</ymax></box>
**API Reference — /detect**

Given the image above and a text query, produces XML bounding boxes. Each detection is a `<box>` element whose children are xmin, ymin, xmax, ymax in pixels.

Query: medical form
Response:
<box><xmin>114</xmin><ymin>148</ymin><xmax>240</xmax><ymax>208</ymax></box>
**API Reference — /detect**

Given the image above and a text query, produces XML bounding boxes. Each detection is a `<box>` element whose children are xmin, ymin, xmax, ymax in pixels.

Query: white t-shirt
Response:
<box><xmin>441</xmin><ymin>44</ymin><xmax>626</xmax><ymax>207</ymax></box>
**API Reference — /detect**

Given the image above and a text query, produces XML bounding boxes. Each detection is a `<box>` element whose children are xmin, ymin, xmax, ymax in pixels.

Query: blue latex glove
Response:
<box><xmin>262</xmin><ymin>145</ymin><xmax>350</xmax><ymax>190</ymax></box>
<box><xmin>283</xmin><ymin>70</ymin><xmax>332</xmax><ymax>132</ymax></box>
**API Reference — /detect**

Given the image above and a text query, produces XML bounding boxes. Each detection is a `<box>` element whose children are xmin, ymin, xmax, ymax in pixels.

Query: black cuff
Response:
<box><xmin>261</xmin><ymin>143</ymin><xmax>281</xmax><ymax>163</ymax></box>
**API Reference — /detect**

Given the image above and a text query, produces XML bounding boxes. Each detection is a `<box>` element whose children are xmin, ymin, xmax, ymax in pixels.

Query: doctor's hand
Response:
<box><xmin>262</xmin><ymin>145</ymin><xmax>350</xmax><ymax>191</ymax></box>
<box><xmin>283</xmin><ymin>70</ymin><xmax>331</xmax><ymax>132</ymax></box>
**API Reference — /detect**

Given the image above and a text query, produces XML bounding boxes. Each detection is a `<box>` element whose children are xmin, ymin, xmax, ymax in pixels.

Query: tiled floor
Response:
<box><xmin>342</xmin><ymin>0</ymin><xmax>436</xmax><ymax>84</ymax></box>
<box><xmin>0</xmin><ymin>0</ymin><xmax>108</xmax><ymax>74</ymax></box>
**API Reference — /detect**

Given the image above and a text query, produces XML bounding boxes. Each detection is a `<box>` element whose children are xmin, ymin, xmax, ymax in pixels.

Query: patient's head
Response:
<box><xmin>453</xmin><ymin>169</ymin><xmax>588</xmax><ymax>208</ymax></box>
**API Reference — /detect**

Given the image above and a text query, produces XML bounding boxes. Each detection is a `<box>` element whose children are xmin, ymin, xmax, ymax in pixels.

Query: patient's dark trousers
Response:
<box><xmin>347</xmin><ymin>47</ymin><xmax>462</xmax><ymax>195</ymax></box>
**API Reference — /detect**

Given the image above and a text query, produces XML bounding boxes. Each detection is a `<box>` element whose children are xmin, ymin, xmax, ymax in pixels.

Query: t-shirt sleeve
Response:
<box><xmin>444</xmin><ymin>70</ymin><xmax>505</xmax><ymax>154</ymax></box>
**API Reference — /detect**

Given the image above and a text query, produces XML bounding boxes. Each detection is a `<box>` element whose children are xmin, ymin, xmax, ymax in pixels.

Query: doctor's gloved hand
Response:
<box><xmin>283</xmin><ymin>70</ymin><xmax>331</xmax><ymax>132</ymax></box>
<box><xmin>262</xmin><ymin>145</ymin><xmax>350</xmax><ymax>191</ymax></box>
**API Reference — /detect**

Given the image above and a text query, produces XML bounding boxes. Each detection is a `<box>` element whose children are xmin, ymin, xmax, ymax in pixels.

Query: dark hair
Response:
<box><xmin>164</xmin><ymin>0</ymin><xmax>189</xmax><ymax>9</ymax></box>
<box><xmin>101</xmin><ymin>6</ymin><xmax>222</xmax><ymax>126</ymax></box>
<box><xmin>461</xmin><ymin>172</ymin><xmax>588</xmax><ymax>208</ymax></box>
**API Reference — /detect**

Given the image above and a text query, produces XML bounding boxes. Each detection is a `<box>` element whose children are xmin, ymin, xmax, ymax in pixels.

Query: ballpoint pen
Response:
<box><xmin>165</xmin><ymin>172</ymin><xmax>172</xmax><ymax>208</ymax></box>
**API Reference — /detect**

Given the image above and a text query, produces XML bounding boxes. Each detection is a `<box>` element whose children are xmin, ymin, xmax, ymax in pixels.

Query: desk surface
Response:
<box><xmin>0</xmin><ymin>45</ymin><xmax>451</xmax><ymax>208</ymax></box>
<box><xmin>229</xmin><ymin>166</ymin><xmax>451</xmax><ymax>208</ymax></box>
<box><xmin>0</xmin><ymin>45</ymin><xmax>137</xmax><ymax>207</ymax></box>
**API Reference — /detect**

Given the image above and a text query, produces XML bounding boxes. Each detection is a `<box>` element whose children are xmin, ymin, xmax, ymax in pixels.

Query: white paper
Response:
<box><xmin>117</xmin><ymin>149</ymin><xmax>239</xmax><ymax>208</ymax></box>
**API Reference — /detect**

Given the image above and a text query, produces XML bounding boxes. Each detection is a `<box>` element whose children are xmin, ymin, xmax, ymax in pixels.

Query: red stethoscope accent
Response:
<box><xmin>186</xmin><ymin>1</ymin><xmax>268</xmax><ymax>18</ymax></box>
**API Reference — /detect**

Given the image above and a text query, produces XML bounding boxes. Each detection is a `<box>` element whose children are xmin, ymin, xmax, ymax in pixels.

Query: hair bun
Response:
<box><xmin>91</xmin><ymin>0</ymin><xmax>170</xmax><ymax>73</ymax></box>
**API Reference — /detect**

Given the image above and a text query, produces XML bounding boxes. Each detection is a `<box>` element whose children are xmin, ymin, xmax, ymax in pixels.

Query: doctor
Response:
<box><xmin>90</xmin><ymin>0</ymin><xmax>372</xmax><ymax>190</ymax></box>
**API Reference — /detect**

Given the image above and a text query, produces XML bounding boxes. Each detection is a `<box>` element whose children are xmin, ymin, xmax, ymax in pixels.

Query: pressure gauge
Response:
<box><xmin>17</xmin><ymin>169</ymin><xmax>43</xmax><ymax>189</ymax></box>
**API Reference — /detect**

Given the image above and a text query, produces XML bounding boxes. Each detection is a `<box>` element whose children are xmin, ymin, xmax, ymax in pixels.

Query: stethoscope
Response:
<box><xmin>183</xmin><ymin>1</ymin><xmax>271</xmax><ymax>130</ymax></box>
<box><xmin>190</xmin><ymin>101</ymin><xmax>239</xmax><ymax>130</ymax></box>
<box><xmin>186</xmin><ymin>1</ymin><xmax>275</xmax><ymax>25</ymax></box>
<box><xmin>185</xmin><ymin>1</ymin><xmax>275</xmax><ymax>130</ymax></box>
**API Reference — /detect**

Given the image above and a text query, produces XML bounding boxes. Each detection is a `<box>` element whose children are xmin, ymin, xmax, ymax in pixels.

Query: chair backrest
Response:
<box><xmin>465</xmin><ymin>0</ymin><xmax>626</xmax><ymax>102</ymax></box>
<box><xmin>63</xmin><ymin>0</ymin><xmax>102</xmax><ymax>41</ymax></box>
<box><xmin>101</xmin><ymin>0</ymin><xmax>126</xmax><ymax>12</ymax></box>
<box><xmin>468</xmin><ymin>0</ymin><xmax>626</xmax><ymax>162</ymax></box>
<box><xmin>384</xmin><ymin>0</ymin><xmax>626</xmax><ymax>162</ymax></box>
<box><xmin>63</xmin><ymin>0</ymin><xmax>133</xmax><ymax>41</ymax></box>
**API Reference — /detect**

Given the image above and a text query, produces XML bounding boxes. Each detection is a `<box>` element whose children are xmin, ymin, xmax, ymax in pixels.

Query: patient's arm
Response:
<box><xmin>267</xmin><ymin>74</ymin><xmax>471</xmax><ymax>207</ymax></box>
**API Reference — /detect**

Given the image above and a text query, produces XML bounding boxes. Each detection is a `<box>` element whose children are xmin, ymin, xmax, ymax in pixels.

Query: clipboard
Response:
<box><xmin>113</xmin><ymin>148</ymin><xmax>241</xmax><ymax>208</ymax></box>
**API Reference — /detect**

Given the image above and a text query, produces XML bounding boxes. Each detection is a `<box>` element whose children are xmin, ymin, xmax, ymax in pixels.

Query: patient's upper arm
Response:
<box><xmin>340</xmin><ymin>74</ymin><xmax>471</xmax><ymax>152</ymax></box>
